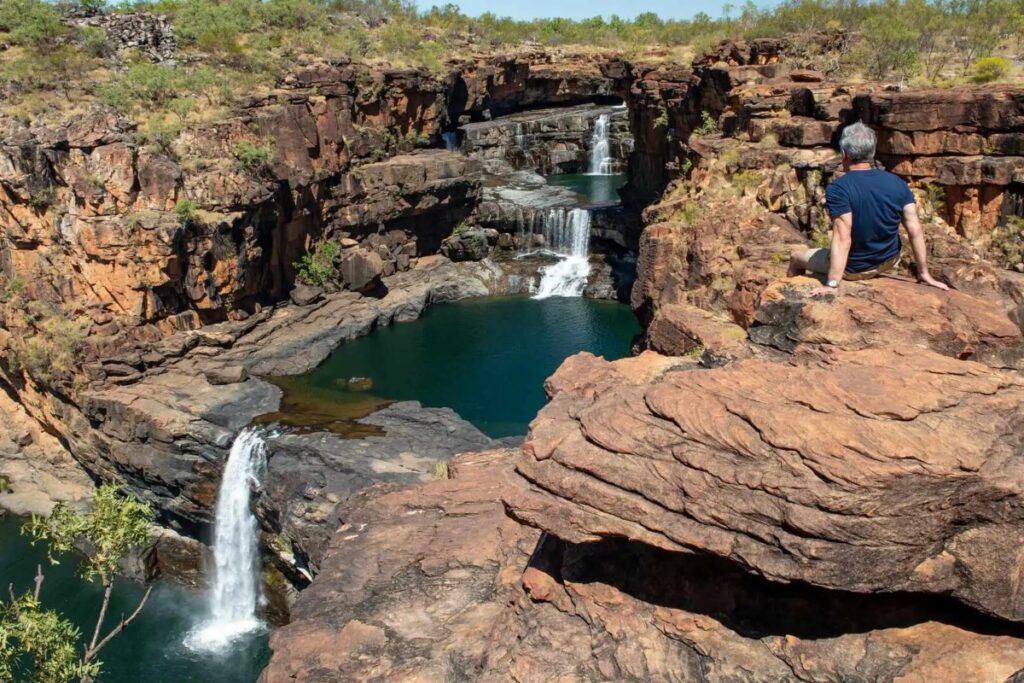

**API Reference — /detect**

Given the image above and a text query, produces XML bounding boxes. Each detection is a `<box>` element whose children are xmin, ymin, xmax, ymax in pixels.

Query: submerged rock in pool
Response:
<box><xmin>339</xmin><ymin>376</ymin><xmax>373</xmax><ymax>392</ymax></box>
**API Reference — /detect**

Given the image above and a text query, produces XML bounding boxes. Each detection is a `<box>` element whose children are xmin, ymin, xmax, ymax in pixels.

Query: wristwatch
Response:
<box><xmin>825</xmin><ymin>279</ymin><xmax>840</xmax><ymax>289</ymax></box>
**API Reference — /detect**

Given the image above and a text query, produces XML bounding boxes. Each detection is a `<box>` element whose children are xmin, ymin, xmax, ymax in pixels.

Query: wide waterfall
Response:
<box><xmin>186</xmin><ymin>428</ymin><xmax>267</xmax><ymax>651</ymax></box>
<box><xmin>533</xmin><ymin>208</ymin><xmax>592</xmax><ymax>299</ymax></box>
<box><xmin>587</xmin><ymin>114</ymin><xmax>613</xmax><ymax>175</ymax></box>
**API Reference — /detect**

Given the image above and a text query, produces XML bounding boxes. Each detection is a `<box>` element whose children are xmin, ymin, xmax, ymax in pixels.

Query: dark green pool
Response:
<box><xmin>545</xmin><ymin>173</ymin><xmax>627</xmax><ymax>204</ymax></box>
<box><xmin>268</xmin><ymin>296</ymin><xmax>640</xmax><ymax>438</ymax></box>
<box><xmin>0</xmin><ymin>515</ymin><xmax>270</xmax><ymax>683</ymax></box>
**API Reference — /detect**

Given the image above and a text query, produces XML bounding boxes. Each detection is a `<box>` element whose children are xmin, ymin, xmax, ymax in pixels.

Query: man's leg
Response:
<box><xmin>788</xmin><ymin>247</ymin><xmax>829</xmax><ymax>277</ymax></box>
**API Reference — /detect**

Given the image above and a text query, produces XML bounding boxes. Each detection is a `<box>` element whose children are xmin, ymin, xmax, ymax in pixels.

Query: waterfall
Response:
<box><xmin>533</xmin><ymin>208</ymin><xmax>592</xmax><ymax>299</ymax></box>
<box><xmin>441</xmin><ymin>131</ymin><xmax>459</xmax><ymax>151</ymax></box>
<box><xmin>185</xmin><ymin>428</ymin><xmax>267</xmax><ymax>651</ymax></box>
<box><xmin>588</xmin><ymin>114</ymin><xmax>613</xmax><ymax>175</ymax></box>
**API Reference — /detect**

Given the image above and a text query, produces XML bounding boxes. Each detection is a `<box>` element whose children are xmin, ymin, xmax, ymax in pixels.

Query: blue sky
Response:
<box><xmin>441</xmin><ymin>0</ymin><xmax>780</xmax><ymax>21</ymax></box>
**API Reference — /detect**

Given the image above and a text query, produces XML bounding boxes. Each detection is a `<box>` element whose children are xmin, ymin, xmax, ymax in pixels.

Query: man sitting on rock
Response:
<box><xmin>788</xmin><ymin>122</ymin><xmax>949</xmax><ymax>296</ymax></box>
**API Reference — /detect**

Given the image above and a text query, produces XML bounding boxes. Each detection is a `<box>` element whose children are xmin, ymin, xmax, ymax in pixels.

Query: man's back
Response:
<box><xmin>825</xmin><ymin>169</ymin><xmax>914</xmax><ymax>273</ymax></box>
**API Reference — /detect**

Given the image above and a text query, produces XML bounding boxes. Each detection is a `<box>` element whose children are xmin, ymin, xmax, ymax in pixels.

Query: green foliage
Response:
<box><xmin>27</xmin><ymin>483</ymin><xmax>154</xmax><ymax>586</ymax></box>
<box><xmin>0</xmin><ymin>593</ymin><xmax>99</xmax><ymax>683</ymax></box>
<box><xmin>140</xmin><ymin>116</ymin><xmax>183</xmax><ymax>155</ymax></box>
<box><xmin>653</xmin><ymin>110</ymin><xmax>669</xmax><ymax>128</ymax></box>
<box><xmin>233</xmin><ymin>139</ymin><xmax>274</xmax><ymax>173</ymax></box>
<box><xmin>971</xmin><ymin>56</ymin><xmax>1010</xmax><ymax>83</ymax></box>
<box><xmin>0</xmin><ymin>0</ymin><xmax>64</xmax><ymax>47</ymax></box>
<box><xmin>1</xmin><ymin>484</ymin><xmax>154</xmax><ymax>681</ymax></box>
<box><xmin>694</xmin><ymin>111</ymin><xmax>720</xmax><ymax>136</ymax></box>
<box><xmin>1</xmin><ymin>276</ymin><xmax>26</xmax><ymax>304</ymax></box>
<box><xmin>859</xmin><ymin>10</ymin><xmax>920</xmax><ymax>80</ymax></box>
<box><xmin>77</xmin><ymin>25</ymin><xmax>110</xmax><ymax>58</ymax></box>
<box><xmin>730</xmin><ymin>170</ymin><xmax>761</xmax><ymax>193</ymax></box>
<box><xmin>18</xmin><ymin>306</ymin><xmax>88</xmax><ymax>384</ymax></box>
<box><xmin>0</xmin><ymin>474</ymin><xmax>9</xmax><ymax>492</ymax></box>
<box><xmin>174</xmin><ymin>198</ymin><xmax>198</xmax><ymax>222</ymax></box>
<box><xmin>97</xmin><ymin>63</ymin><xmax>224</xmax><ymax>112</ymax></box>
<box><xmin>923</xmin><ymin>182</ymin><xmax>947</xmax><ymax>215</ymax></box>
<box><xmin>991</xmin><ymin>216</ymin><xmax>1024</xmax><ymax>270</ymax></box>
<box><xmin>662</xmin><ymin>200</ymin><xmax>701</xmax><ymax>226</ymax></box>
<box><xmin>294</xmin><ymin>240</ymin><xmax>340</xmax><ymax>286</ymax></box>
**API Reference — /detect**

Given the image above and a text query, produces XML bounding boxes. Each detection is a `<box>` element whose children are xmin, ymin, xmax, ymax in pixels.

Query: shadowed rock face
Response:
<box><xmin>506</xmin><ymin>348</ymin><xmax>1024</xmax><ymax>623</ymax></box>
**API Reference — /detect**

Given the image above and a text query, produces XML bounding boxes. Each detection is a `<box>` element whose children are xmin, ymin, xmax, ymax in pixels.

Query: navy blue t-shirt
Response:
<box><xmin>825</xmin><ymin>169</ymin><xmax>914</xmax><ymax>273</ymax></box>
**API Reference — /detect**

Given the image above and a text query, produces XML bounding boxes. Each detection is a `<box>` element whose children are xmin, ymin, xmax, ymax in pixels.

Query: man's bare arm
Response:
<box><xmin>827</xmin><ymin>212</ymin><xmax>853</xmax><ymax>283</ymax></box>
<box><xmin>902</xmin><ymin>203</ymin><xmax>949</xmax><ymax>291</ymax></box>
<box><xmin>809</xmin><ymin>213</ymin><xmax>852</xmax><ymax>297</ymax></box>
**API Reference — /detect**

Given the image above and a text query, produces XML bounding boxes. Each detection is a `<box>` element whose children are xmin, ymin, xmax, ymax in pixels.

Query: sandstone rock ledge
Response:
<box><xmin>262</xmin><ymin>447</ymin><xmax>1024</xmax><ymax>683</ymax></box>
<box><xmin>506</xmin><ymin>347</ymin><xmax>1024</xmax><ymax>623</ymax></box>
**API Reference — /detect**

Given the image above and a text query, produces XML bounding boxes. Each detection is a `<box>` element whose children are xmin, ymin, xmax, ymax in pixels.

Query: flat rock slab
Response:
<box><xmin>506</xmin><ymin>347</ymin><xmax>1024</xmax><ymax>622</ymax></box>
<box><xmin>751</xmin><ymin>276</ymin><xmax>1024</xmax><ymax>370</ymax></box>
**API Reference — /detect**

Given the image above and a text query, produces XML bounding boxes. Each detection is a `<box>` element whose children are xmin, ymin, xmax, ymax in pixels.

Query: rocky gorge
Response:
<box><xmin>2</xmin><ymin>13</ymin><xmax>1024</xmax><ymax>682</ymax></box>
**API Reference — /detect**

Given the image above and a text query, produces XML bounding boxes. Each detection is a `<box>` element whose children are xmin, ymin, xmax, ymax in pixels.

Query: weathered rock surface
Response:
<box><xmin>263</xmin><ymin>446</ymin><xmax>1024</xmax><ymax>683</ymax></box>
<box><xmin>260</xmin><ymin>449</ymin><xmax>540</xmax><ymax>683</ymax></box>
<box><xmin>0</xmin><ymin>388</ymin><xmax>93</xmax><ymax>516</ymax></box>
<box><xmin>751</xmin><ymin>276</ymin><xmax>1024</xmax><ymax>369</ymax></box>
<box><xmin>461</xmin><ymin>103</ymin><xmax>632</xmax><ymax>174</ymax></box>
<box><xmin>507</xmin><ymin>348</ymin><xmax>1024</xmax><ymax>622</ymax></box>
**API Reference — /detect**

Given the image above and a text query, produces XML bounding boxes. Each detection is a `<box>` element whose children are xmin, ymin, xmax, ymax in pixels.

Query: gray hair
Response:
<box><xmin>839</xmin><ymin>122</ymin><xmax>877</xmax><ymax>163</ymax></box>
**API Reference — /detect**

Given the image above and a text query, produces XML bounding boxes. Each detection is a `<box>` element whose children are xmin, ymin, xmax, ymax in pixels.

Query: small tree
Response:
<box><xmin>1</xmin><ymin>484</ymin><xmax>154</xmax><ymax>682</ymax></box>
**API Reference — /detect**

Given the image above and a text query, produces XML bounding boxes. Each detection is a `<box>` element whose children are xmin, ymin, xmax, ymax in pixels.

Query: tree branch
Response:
<box><xmin>33</xmin><ymin>564</ymin><xmax>44</xmax><ymax>601</ymax></box>
<box><xmin>84</xmin><ymin>585</ymin><xmax>152</xmax><ymax>663</ymax></box>
<box><xmin>88</xmin><ymin>583</ymin><xmax>112</xmax><ymax>653</ymax></box>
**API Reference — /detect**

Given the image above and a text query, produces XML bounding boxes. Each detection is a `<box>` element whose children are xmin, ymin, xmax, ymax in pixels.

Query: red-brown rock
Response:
<box><xmin>507</xmin><ymin>347</ymin><xmax>1024</xmax><ymax>623</ymax></box>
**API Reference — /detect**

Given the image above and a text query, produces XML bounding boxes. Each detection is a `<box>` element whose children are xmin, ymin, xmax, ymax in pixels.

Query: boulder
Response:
<box><xmin>440</xmin><ymin>228</ymin><xmax>490</xmax><ymax>261</ymax></box>
<box><xmin>289</xmin><ymin>283</ymin><xmax>324</xmax><ymax>306</ymax></box>
<box><xmin>507</xmin><ymin>347</ymin><xmax>1024</xmax><ymax>622</ymax></box>
<box><xmin>203</xmin><ymin>365</ymin><xmax>248</xmax><ymax>385</ymax></box>
<box><xmin>340</xmin><ymin>248</ymin><xmax>384</xmax><ymax>292</ymax></box>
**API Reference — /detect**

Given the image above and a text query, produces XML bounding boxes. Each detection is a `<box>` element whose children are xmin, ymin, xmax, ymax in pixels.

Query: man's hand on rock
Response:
<box><xmin>809</xmin><ymin>285</ymin><xmax>837</xmax><ymax>298</ymax></box>
<box><xmin>918</xmin><ymin>272</ymin><xmax>949</xmax><ymax>291</ymax></box>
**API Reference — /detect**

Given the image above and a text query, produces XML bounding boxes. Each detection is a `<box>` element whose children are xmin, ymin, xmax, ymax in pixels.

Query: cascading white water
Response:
<box><xmin>185</xmin><ymin>428</ymin><xmax>267</xmax><ymax>652</ymax></box>
<box><xmin>588</xmin><ymin>113</ymin><xmax>613</xmax><ymax>175</ymax></box>
<box><xmin>533</xmin><ymin>208</ymin><xmax>592</xmax><ymax>299</ymax></box>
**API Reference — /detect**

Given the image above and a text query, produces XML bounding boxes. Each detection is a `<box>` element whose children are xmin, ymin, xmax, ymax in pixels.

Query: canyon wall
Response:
<box><xmin>261</xmin><ymin>37</ymin><xmax>1024</xmax><ymax>682</ymax></box>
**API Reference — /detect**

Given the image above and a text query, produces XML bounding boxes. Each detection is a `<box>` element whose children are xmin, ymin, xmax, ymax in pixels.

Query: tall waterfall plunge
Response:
<box><xmin>532</xmin><ymin>208</ymin><xmax>592</xmax><ymax>299</ymax></box>
<box><xmin>186</xmin><ymin>428</ymin><xmax>267</xmax><ymax>652</ymax></box>
<box><xmin>588</xmin><ymin>114</ymin><xmax>613</xmax><ymax>175</ymax></box>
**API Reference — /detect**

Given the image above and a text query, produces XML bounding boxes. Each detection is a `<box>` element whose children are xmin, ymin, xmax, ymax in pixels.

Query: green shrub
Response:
<box><xmin>0</xmin><ymin>474</ymin><xmax>9</xmax><ymax>493</ymax></box>
<box><xmin>1</xmin><ymin>276</ymin><xmax>25</xmax><ymax>303</ymax></box>
<box><xmin>233</xmin><ymin>139</ymin><xmax>274</xmax><ymax>173</ymax></box>
<box><xmin>18</xmin><ymin>307</ymin><xmax>88</xmax><ymax>383</ymax></box>
<box><xmin>0</xmin><ymin>0</ymin><xmax>64</xmax><ymax>47</ymax></box>
<box><xmin>991</xmin><ymin>217</ymin><xmax>1024</xmax><ymax>270</ymax></box>
<box><xmin>174</xmin><ymin>198</ymin><xmax>198</xmax><ymax>222</ymax></box>
<box><xmin>694</xmin><ymin>111</ymin><xmax>720</xmax><ymax>136</ymax></box>
<box><xmin>730</xmin><ymin>170</ymin><xmax>761</xmax><ymax>193</ymax></box>
<box><xmin>294</xmin><ymin>240</ymin><xmax>340</xmax><ymax>286</ymax></box>
<box><xmin>140</xmin><ymin>117</ymin><xmax>183</xmax><ymax>155</ymax></box>
<box><xmin>97</xmin><ymin>64</ymin><xmax>224</xmax><ymax>112</ymax></box>
<box><xmin>971</xmin><ymin>57</ymin><xmax>1009</xmax><ymax>84</ymax></box>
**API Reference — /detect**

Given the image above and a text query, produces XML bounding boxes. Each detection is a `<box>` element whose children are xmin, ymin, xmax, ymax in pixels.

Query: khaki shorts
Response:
<box><xmin>805</xmin><ymin>248</ymin><xmax>900</xmax><ymax>281</ymax></box>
